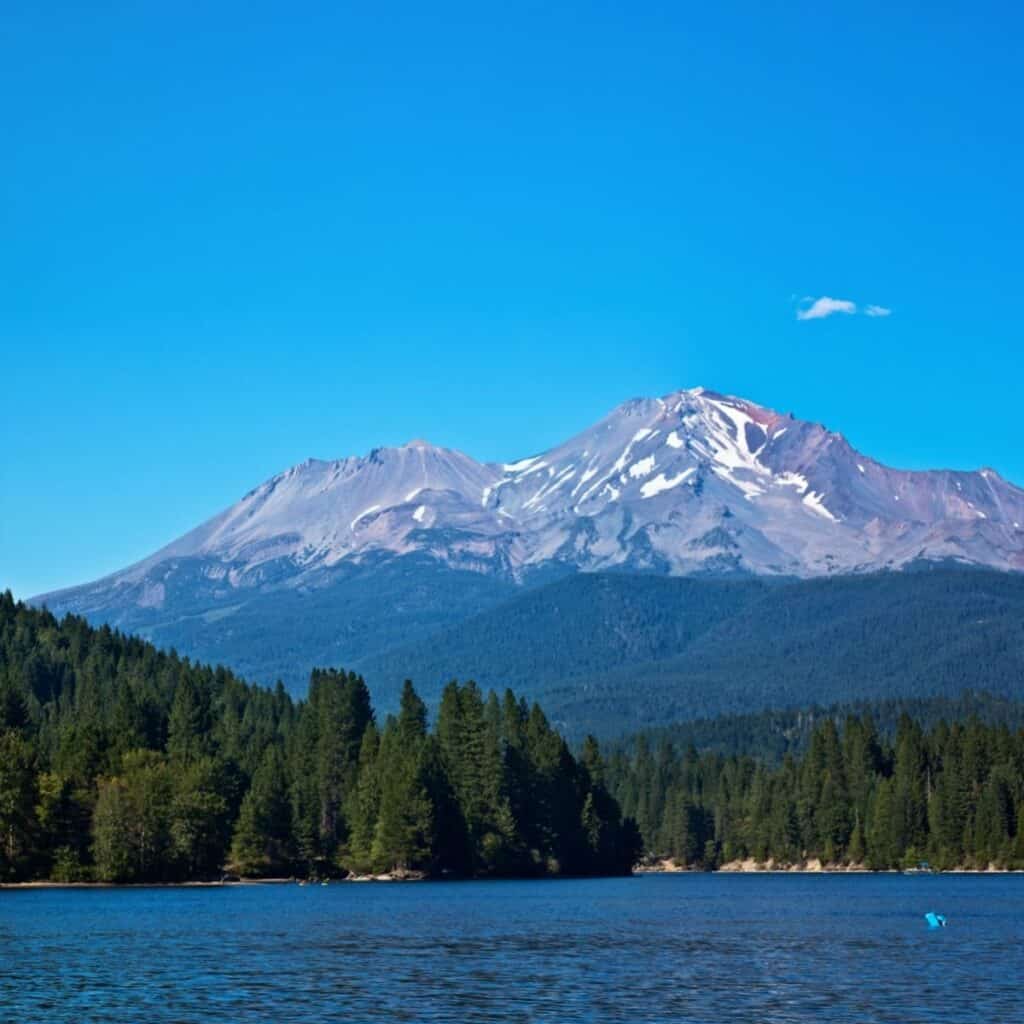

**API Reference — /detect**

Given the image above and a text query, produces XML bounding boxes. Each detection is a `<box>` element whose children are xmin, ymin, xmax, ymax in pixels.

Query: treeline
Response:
<box><xmin>0</xmin><ymin>593</ymin><xmax>639</xmax><ymax>883</ymax></box>
<box><xmin>608</xmin><ymin>715</ymin><xmax>1024</xmax><ymax>870</ymax></box>
<box><xmin>615</xmin><ymin>692</ymin><xmax>1024</xmax><ymax>766</ymax></box>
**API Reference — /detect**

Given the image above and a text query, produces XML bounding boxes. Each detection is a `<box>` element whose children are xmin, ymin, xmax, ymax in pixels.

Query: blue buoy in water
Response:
<box><xmin>924</xmin><ymin>912</ymin><xmax>947</xmax><ymax>928</ymax></box>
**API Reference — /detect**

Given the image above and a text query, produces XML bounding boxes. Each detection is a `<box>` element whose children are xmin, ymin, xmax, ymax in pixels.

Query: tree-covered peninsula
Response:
<box><xmin>0</xmin><ymin>593</ymin><xmax>640</xmax><ymax>883</ymax></box>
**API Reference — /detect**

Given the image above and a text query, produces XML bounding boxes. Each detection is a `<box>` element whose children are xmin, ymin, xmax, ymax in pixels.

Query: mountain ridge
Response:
<box><xmin>37</xmin><ymin>386</ymin><xmax>1024</xmax><ymax>606</ymax></box>
<box><xmin>32</xmin><ymin>387</ymin><xmax>1024</xmax><ymax>694</ymax></box>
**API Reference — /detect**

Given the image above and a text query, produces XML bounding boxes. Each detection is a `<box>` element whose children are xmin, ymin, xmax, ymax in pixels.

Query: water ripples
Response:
<box><xmin>2</xmin><ymin>875</ymin><xmax>1021</xmax><ymax>1023</ymax></box>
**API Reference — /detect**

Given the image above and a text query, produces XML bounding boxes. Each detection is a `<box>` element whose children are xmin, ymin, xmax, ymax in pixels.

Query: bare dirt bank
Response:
<box><xmin>636</xmin><ymin>857</ymin><xmax>1023</xmax><ymax>874</ymax></box>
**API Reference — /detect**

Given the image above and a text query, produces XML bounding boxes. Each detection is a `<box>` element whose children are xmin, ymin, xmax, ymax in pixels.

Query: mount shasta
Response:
<box><xmin>35</xmin><ymin>387</ymin><xmax>1024</xmax><ymax>716</ymax></box>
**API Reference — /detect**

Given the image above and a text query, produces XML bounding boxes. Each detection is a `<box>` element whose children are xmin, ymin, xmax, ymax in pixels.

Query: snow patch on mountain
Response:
<box><xmin>802</xmin><ymin>492</ymin><xmax>838</xmax><ymax>521</ymax></box>
<box><xmin>641</xmin><ymin>468</ymin><xmax>696</xmax><ymax>498</ymax></box>
<box><xmin>351</xmin><ymin>505</ymin><xmax>381</xmax><ymax>530</ymax></box>
<box><xmin>629</xmin><ymin>456</ymin><xmax>656</xmax><ymax>479</ymax></box>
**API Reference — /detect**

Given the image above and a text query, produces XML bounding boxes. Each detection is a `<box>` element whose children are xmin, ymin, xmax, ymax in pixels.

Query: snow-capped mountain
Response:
<box><xmin>484</xmin><ymin>388</ymin><xmax>1024</xmax><ymax>576</ymax></box>
<box><xmin>37</xmin><ymin>387</ymin><xmax>1024</xmax><ymax>624</ymax></box>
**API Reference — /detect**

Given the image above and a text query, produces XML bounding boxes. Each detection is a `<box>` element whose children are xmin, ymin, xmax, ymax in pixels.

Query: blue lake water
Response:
<box><xmin>1</xmin><ymin>874</ymin><xmax>1021</xmax><ymax>1023</ymax></box>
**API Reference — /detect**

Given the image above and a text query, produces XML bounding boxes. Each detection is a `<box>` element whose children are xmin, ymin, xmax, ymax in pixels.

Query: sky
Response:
<box><xmin>3</xmin><ymin>2</ymin><xmax>1023</xmax><ymax>598</ymax></box>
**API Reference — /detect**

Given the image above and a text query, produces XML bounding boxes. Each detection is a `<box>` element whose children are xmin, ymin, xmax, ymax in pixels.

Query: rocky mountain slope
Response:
<box><xmin>34</xmin><ymin>387</ymin><xmax>1024</xmax><ymax>691</ymax></box>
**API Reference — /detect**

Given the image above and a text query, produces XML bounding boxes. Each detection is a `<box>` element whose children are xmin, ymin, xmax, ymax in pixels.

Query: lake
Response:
<box><xmin>1</xmin><ymin>874</ymin><xmax>1020</xmax><ymax>1022</ymax></box>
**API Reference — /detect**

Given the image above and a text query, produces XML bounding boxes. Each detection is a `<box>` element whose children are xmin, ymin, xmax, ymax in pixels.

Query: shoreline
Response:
<box><xmin>0</xmin><ymin>875</ymin><xmax>432</xmax><ymax>890</ymax></box>
<box><xmin>636</xmin><ymin>856</ymin><xmax>1024</xmax><ymax>875</ymax></box>
<box><xmin>0</xmin><ymin>878</ymin><xmax>296</xmax><ymax>890</ymax></box>
<box><xmin>5</xmin><ymin>865</ymin><xmax>1024</xmax><ymax>889</ymax></box>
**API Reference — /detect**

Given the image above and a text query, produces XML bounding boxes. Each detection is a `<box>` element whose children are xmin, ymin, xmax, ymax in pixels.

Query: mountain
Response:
<box><xmin>33</xmin><ymin>387</ymin><xmax>1024</xmax><ymax>692</ymax></box>
<box><xmin>354</xmin><ymin>573</ymin><xmax>767</xmax><ymax>708</ymax></box>
<box><xmin>354</xmin><ymin>568</ymin><xmax>1024</xmax><ymax>737</ymax></box>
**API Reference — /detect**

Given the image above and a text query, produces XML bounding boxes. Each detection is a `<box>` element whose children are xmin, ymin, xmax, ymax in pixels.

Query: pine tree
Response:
<box><xmin>928</xmin><ymin>727</ymin><xmax>968</xmax><ymax>868</ymax></box>
<box><xmin>816</xmin><ymin>770</ymin><xmax>852</xmax><ymax>863</ymax></box>
<box><xmin>974</xmin><ymin>769</ymin><xmax>1014</xmax><ymax>867</ymax></box>
<box><xmin>229</xmin><ymin>745</ymin><xmax>292</xmax><ymax>876</ymax></box>
<box><xmin>370</xmin><ymin>684</ymin><xmax>435</xmax><ymax>873</ymax></box>
<box><xmin>0</xmin><ymin>730</ymin><xmax>37</xmax><ymax>880</ymax></box>
<box><xmin>288</xmin><ymin>700</ymin><xmax>321</xmax><ymax>871</ymax></box>
<box><xmin>867</xmin><ymin>778</ymin><xmax>896</xmax><ymax>869</ymax></box>
<box><xmin>345</xmin><ymin>724</ymin><xmax>381</xmax><ymax>873</ymax></box>
<box><xmin>847</xmin><ymin>809</ymin><xmax>866</xmax><ymax>865</ymax></box>
<box><xmin>230</xmin><ymin>790</ymin><xmax>267</xmax><ymax>876</ymax></box>
<box><xmin>891</xmin><ymin>715</ymin><xmax>928</xmax><ymax>865</ymax></box>
<box><xmin>167</xmin><ymin>676</ymin><xmax>208</xmax><ymax>767</ymax></box>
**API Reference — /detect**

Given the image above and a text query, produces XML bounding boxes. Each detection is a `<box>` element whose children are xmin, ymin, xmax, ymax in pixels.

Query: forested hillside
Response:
<box><xmin>356</xmin><ymin>573</ymin><xmax>766</xmax><ymax>710</ymax></box>
<box><xmin>5</xmin><ymin>586</ymin><xmax>1021</xmax><ymax>881</ymax></box>
<box><xmin>87</xmin><ymin>555</ymin><xmax>517</xmax><ymax>693</ymax></box>
<box><xmin>0</xmin><ymin>593</ymin><xmax>639</xmax><ymax>883</ymax></box>
<box><xmin>613</xmin><ymin>692</ymin><xmax>1024</xmax><ymax>765</ymax></box>
<box><xmin>609</xmin><ymin>714</ymin><xmax>1024</xmax><ymax>870</ymax></box>
<box><xmin>357</xmin><ymin>568</ymin><xmax>1024</xmax><ymax>736</ymax></box>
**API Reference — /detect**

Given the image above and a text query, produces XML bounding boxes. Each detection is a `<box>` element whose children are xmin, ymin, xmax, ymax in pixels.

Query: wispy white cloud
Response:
<box><xmin>795</xmin><ymin>296</ymin><xmax>892</xmax><ymax>321</ymax></box>
<box><xmin>796</xmin><ymin>296</ymin><xmax>857</xmax><ymax>321</ymax></box>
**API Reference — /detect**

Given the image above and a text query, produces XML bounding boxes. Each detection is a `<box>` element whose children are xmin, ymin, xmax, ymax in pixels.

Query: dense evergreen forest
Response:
<box><xmin>356</xmin><ymin>568</ymin><xmax>1024</xmax><ymax>737</ymax></box>
<box><xmin>616</xmin><ymin>692</ymin><xmax>1024</xmax><ymax>765</ymax></box>
<box><xmin>5</xmin><ymin>590</ymin><xmax>1022</xmax><ymax>881</ymax></box>
<box><xmin>0</xmin><ymin>593</ymin><xmax>639</xmax><ymax>883</ymax></box>
<box><xmin>609</xmin><ymin>714</ymin><xmax>1024</xmax><ymax>870</ymax></box>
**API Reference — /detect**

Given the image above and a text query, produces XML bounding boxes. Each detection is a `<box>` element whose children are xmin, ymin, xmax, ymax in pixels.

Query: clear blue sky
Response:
<box><xmin>3</xmin><ymin>2</ymin><xmax>1022</xmax><ymax>598</ymax></box>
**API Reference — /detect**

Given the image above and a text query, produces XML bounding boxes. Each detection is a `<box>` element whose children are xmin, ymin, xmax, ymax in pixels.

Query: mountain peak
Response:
<box><xmin>661</xmin><ymin>384</ymin><xmax>708</xmax><ymax>401</ymax></box>
<box><xmin>35</xmin><ymin>388</ymin><xmax>1024</xmax><ymax>617</ymax></box>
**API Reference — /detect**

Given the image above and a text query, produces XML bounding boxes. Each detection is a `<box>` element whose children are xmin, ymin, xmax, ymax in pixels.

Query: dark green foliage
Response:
<box><xmin>612</xmin><ymin>691</ymin><xmax>1024</xmax><ymax>764</ymax></box>
<box><xmin>307</xmin><ymin>668</ymin><xmax>373</xmax><ymax>865</ymax></box>
<box><xmin>44</xmin><ymin>556</ymin><xmax>516</xmax><ymax>693</ymax></box>
<box><xmin>370</xmin><ymin>683</ymin><xmax>434</xmax><ymax>872</ymax></box>
<box><xmin>167</xmin><ymin>675</ymin><xmax>210</xmax><ymax>767</ymax></box>
<box><xmin>359</xmin><ymin>573</ymin><xmax>761</xmax><ymax>713</ymax></box>
<box><xmin>344</xmin><ymin>724</ymin><xmax>381</xmax><ymax>873</ymax></box>
<box><xmin>91</xmin><ymin>750</ymin><xmax>175</xmax><ymax>882</ymax></box>
<box><xmin>0</xmin><ymin>592</ymin><xmax>637</xmax><ymax>881</ymax></box>
<box><xmin>230</xmin><ymin>746</ymin><xmax>293</xmax><ymax>876</ymax></box>
<box><xmin>355</xmin><ymin>569</ymin><xmax>1024</xmax><ymax>736</ymax></box>
<box><xmin>610</xmin><ymin>714</ymin><xmax>1024</xmax><ymax>871</ymax></box>
<box><xmin>0</xmin><ymin>731</ymin><xmax>38</xmax><ymax>880</ymax></box>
